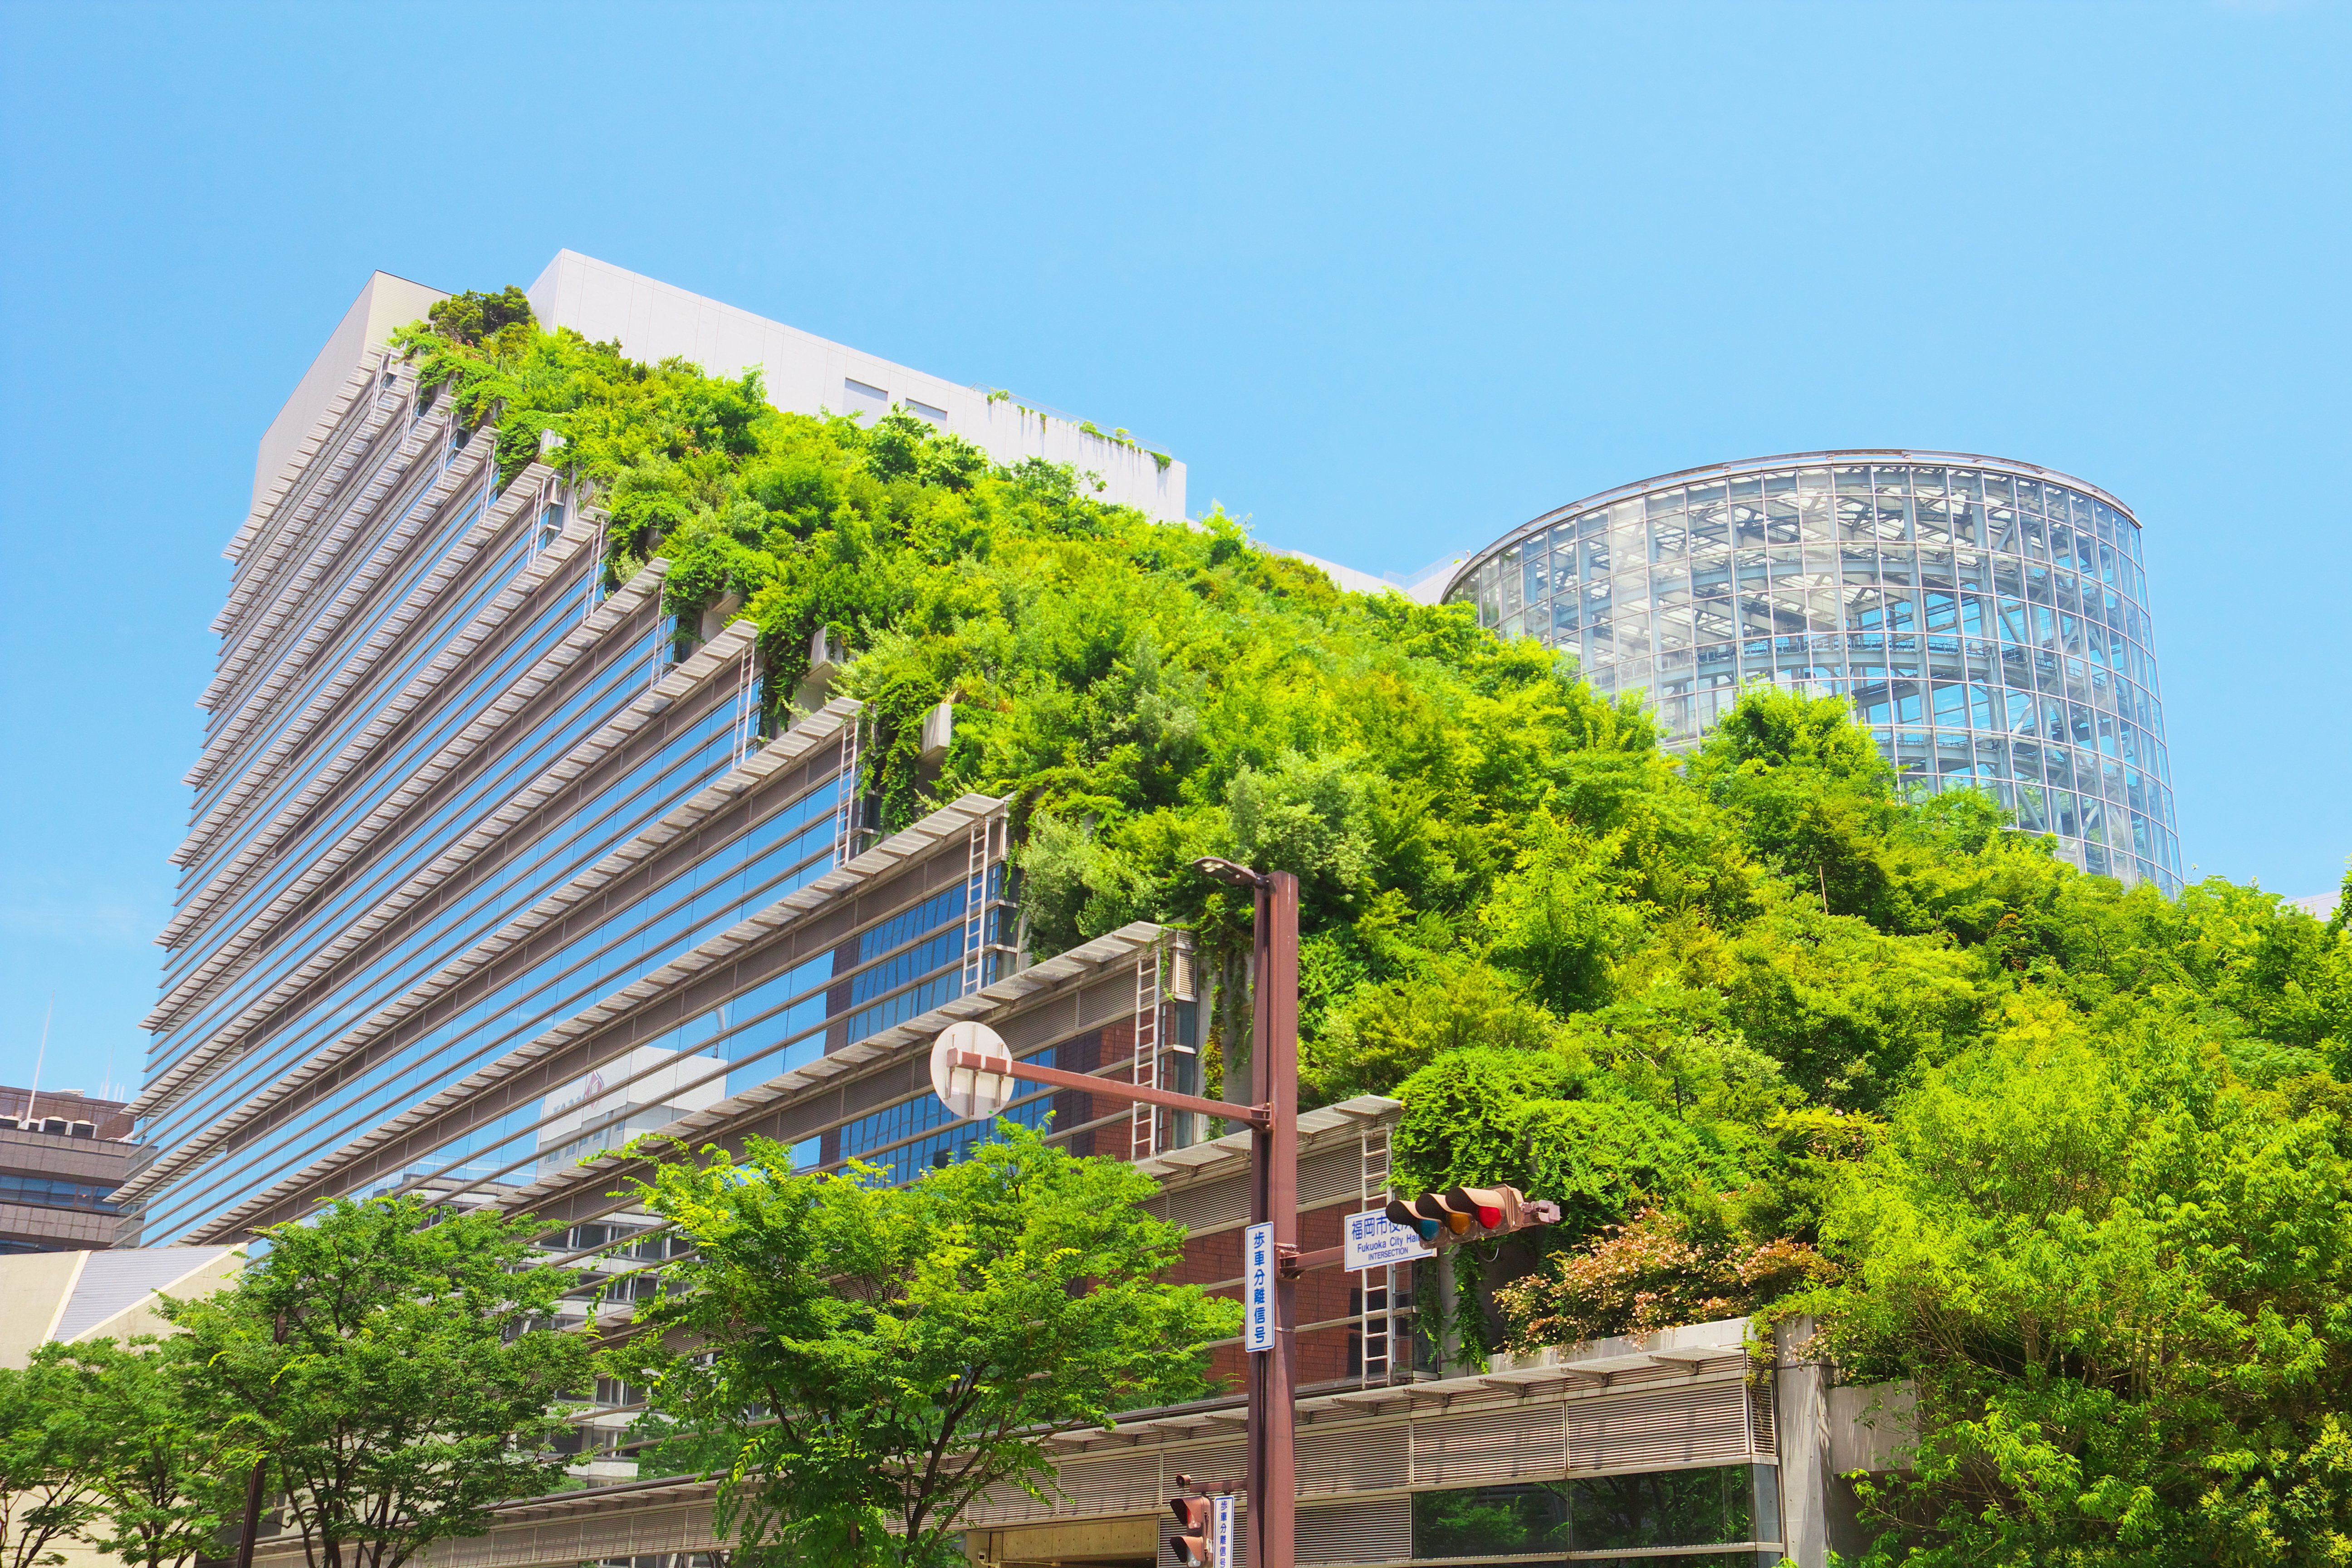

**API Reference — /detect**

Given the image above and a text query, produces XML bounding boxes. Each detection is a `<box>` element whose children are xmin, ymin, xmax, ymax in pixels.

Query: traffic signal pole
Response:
<box><xmin>1246</xmin><ymin>869</ymin><xmax>1299</xmax><ymax>1568</ymax></box>
<box><xmin>941</xmin><ymin>861</ymin><xmax>1300</xmax><ymax>1568</ymax></box>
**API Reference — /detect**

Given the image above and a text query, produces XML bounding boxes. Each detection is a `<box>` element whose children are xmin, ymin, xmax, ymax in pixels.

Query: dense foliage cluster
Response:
<box><xmin>608</xmin><ymin>1126</ymin><xmax>1235</xmax><ymax>1568</ymax></box>
<box><xmin>0</xmin><ymin>1197</ymin><xmax>591</xmax><ymax>1568</ymax></box>
<box><xmin>396</xmin><ymin>313</ymin><xmax>2352</xmax><ymax>1565</ymax></box>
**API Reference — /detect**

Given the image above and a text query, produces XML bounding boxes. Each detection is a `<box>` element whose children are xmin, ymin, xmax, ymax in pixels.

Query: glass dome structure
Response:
<box><xmin>1445</xmin><ymin>451</ymin><xmax>2180</xmax><ymax>892</ymax></box>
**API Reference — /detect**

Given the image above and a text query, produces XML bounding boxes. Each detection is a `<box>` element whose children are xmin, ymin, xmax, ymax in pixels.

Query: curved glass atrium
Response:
<box><xmin>1446</xmin><ymin>451</ymin><xmax>2180</xmax><ymax>892</ymax></box>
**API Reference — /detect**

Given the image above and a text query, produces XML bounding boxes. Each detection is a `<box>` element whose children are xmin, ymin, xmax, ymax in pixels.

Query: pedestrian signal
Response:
<box><xmin>1169</xmin><ymin>1475</ymin><xmax>1214</xmax><ymax>1566</ymax></box>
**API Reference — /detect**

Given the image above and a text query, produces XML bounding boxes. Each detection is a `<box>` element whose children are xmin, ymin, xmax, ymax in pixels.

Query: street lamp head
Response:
<box><xmin>1190</xmin><ymin>856</ymin><xmax>1265</xmax><ymax>891</ymax></box>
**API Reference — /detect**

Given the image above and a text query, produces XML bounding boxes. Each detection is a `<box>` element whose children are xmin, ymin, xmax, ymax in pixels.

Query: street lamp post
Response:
<box><xmin>929</xmin><ymin>861</ymin><xmax>1300</xmax><ymax>1568</ymax></box>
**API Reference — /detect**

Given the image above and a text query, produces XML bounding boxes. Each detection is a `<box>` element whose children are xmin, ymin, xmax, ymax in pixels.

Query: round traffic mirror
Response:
<box><xmin>930</xmin><ymin>1019</ymin><xmax>1015</xmax><ymax>1121</ymax></box>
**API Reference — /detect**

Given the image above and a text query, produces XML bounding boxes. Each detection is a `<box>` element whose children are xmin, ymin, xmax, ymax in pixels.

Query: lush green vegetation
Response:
<box><xmin>396</xmin><ymin>305</ymin><xmax>2352</xmax><ymax>1565</ymax></box>
<box><xmin>606</xmin><ymin>1126</ymin><xmax>1235</xmax><ymax>1568</ymax></box>
<box><xmin>0</xmin><ymin>1196</ymin><xmax>593</xmax><ymax>1568</ymax></box>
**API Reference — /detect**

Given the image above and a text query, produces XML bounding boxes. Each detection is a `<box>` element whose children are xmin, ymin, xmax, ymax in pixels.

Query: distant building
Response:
<box><xmin>1445</xmin><ymin>451</ymin><xmax>2182</xmax><ymax>892</ymax></box>
<box><xmin>0</xmin><ymin>1087</ymin><xmax>137</xmax><ymax>1254</ymax></box>
<box><xmin>0</xmin><ymin>1245</ymin><xmax>242</xmax><ymax>1369</ymax></box>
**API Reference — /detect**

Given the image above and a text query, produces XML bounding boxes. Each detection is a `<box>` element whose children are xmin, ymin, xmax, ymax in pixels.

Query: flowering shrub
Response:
<box><xmin>1496</xmin><ymin>1205</ymin><xmax>1833</xmax><ymax>1346</ymax></box>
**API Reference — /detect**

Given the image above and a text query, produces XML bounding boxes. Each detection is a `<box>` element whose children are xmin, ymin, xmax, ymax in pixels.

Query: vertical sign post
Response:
<box><xmin>1243</xmin><ymin>1222</ymin><xmax>1275</xmax><ymax>1352</ymax></box>
<box><xmin>1211</xmin><ymin>1493</ymin><xmax>1235</xmax><ymax>1568</ymax></box>
<box><xmin>930</xmin><ymin>861</ymin><xmax>1299</xmax><ymax>1568</ymax></box>
<box><xmin>1244</xmin><ymin>870</ymin><xmax>1300</xmax><ymax>1568</ymax></box>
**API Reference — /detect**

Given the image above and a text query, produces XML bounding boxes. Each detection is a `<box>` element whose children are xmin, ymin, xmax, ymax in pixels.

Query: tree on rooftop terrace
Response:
<box><xmin>394</xmin><ymin>308</ymin><xmax>2352</xmax><ymax>1560</ymax></box>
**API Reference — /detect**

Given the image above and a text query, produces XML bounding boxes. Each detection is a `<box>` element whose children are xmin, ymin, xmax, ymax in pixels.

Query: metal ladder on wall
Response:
<box><xmin>958</xmin><ymin>814</ymin><xmax>995</xmax><ymax>998</ymax></box>
<box><xmin>1359</xmin><ymin>1119</ymin><xmax>1398</xmax><ymax>1386</ymax></box>
<box><xmin>1128</xmin><ymin>945</ymin><xmax>1163</xmax><ymax>1159</ymax></box>
<box><xmin>730</xmin><ymin>640</ymin><xmax>758</xmax><ymax>767</ymax></box>
<box><xmin>833</xmin><ymin>714</ymin><xmax>862</xmax><ymax>867</ymax></box>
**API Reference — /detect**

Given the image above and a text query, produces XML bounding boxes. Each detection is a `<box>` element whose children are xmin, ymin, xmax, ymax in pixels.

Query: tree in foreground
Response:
<box><xmin>0</xmin><ymin>1346</ymin><xmax>112</xmax><ymax>1568</ymax></box>
<box><xmin>1800</xmin><ymin>1012</ymin><xmax>2352</xmax><ymax>1566</ymax></box>
<box><xmin>608</xmin><ymin>1124</ymin><xmax>1239</xmax><ymax>1568</ymax></box>
<box><xmin>163</xmin><ymin>1196</ymin><xmax>594</xmax><ymax>1568</ymax></box>
<box><xmin>43</xmin><ymin>1337</ymin><xmax>241</xmax><ymax>1568</ymax></box>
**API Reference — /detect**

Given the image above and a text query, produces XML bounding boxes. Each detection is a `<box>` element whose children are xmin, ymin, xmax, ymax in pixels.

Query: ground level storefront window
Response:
<box><xmin>1410</xmin><ymin>1464</ymin><xmax>1777</xmax><ymax>1562</ymax></box>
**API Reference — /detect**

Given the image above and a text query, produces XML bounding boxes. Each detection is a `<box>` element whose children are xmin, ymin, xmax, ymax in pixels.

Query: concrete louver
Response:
<box><xmin>222</xmin><ymin>356</ymin><xmax>381</xmax><ymax>566</ymax></box>
<box><xmin>184</xmin><ymin>790</ymin><xmax>1017</xmax><ymax>1244</ymax></box>
<box><xmin>172</xmin><ymin>461</ymin><xmax>567</xmax><ymax>877</ymax></box>
<box><xmin>202</xmin><ymin>408</ymin><xmax>466</xmax><ymax>715</ymax></box>
<box><xmin>141</xmin><ymin>559</ymin><xmax>675</xmax><ymax>1044</ymax></box>
<box><xmin>113</xmin><ymin>700</ymin><xmax>863</xmax><ymax>1210</ymax></box>
<box><xmin>211</xmin><ymin>359</ymin><xmax>411</xmax><ymax>646</ymax></box>
<box><xmin>475</xmin><ymin>914</ymin><xmax>1163</xmax><ymax>1226</ymax></box>
<box><xmin>130</xmin><ymin>574</ymin><xmax>723</xmax><ymax>1116</ymax></box>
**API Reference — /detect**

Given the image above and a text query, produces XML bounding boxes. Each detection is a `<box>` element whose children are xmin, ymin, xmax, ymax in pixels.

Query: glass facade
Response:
<box><xmin>127</xmin><ymin>355</ymin><xmax>1034</xmax><ymax>1250</ymax></box>
<box><xmin>1447</xmin><ymin>451</ymin><xmax>2180</xmax><ymax>892</ymax></box>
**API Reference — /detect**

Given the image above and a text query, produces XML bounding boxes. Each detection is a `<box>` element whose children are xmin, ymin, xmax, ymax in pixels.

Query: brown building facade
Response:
<box><xmin>0</xmin><ymin>1088</ymin><xmax>137</xmax><ymax>1253</ymax></box>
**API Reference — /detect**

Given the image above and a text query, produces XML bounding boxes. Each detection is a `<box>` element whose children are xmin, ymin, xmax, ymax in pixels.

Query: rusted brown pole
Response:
<box><xmin>1246</xmin><ymin>871</ymin><xmax>1299</xmax><ymax>1568</ymax></box>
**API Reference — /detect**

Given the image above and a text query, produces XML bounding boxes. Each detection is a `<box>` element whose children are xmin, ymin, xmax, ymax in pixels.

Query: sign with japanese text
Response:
<box><xmin>1243</xmin><ymin>1221</ymin><xmax>1274</xmax><ymax>1352</ymax></box>
<box><xmin>1343</xmin><ymin>1208</ymin><xmax>1436</xmax><ymax>1271</ymax></box>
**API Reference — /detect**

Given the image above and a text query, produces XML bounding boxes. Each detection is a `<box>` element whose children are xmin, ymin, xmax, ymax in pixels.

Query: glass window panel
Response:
<box><xmin>1886</xmin><ymin>593</ymin><xmax>1919</xmax><ymax>633</ymax></box>
<box><xmin>1872</xmin><ymin>464</ymin><xmax>1911</xmax><ymax>496</ymax></box>
<box><xmin>1968</xmin><ymin>682</ymin><xmax>1998</xmax><ymax>731</ymax></box>
<box><xmin>2015</xmin><ymin>477</ymin><xmax>2044</xmax><ymax>512</ymax></box>
<box><xmin>1932</xmin><ymin>680</ymin><xmax>1969</xmax><ymax>726</ymax></box>
<box><xmin>1953</xmin><ymin>468</ymin><xmax>1984</xmax><ymax>501</ymax></box>
<box><xmin>1842</xmin><ymin>546</ymin><xmax>1879</xmax><ymax>584</ymax></box>
<box><xmin>1748</xmin><ymin>502</ymin><xmax>1782</xmax><ymax>549</ymax></box>
<box><xmin>1412</xmin><ymin>1483</ymin><xmax>1570</xmax><ymax>1559</ymax></box>
<box><xmin>1882</xmin><ymin>549</ymin><xmax>1918</xmax><ymax>587</ymax></box>
<box><xmin>1691</xmin><ymin>503</ymin><xmax>1731</xmax><ymax>554</ymax></box>
<box><xmin>2052</xmin><ymin>790</ymin><xmax>2081</xmax><ymax>838</ymax></box>
<box><xmin>1835</xmin><ymin>464</ymin><xmax>1873</xmax><ymax>495</ymax></box>
<box><xmin>1837</xmin><ymin>495</ymin><xmax>1876</xmax><ymax>540</ymax></box>
<box><xmin>1913</xmin><ymin>465</ymin><xmax>1948</xmax><ymax>496</ymax></box>
<box><xmin>1798</xmin><ymin>491</ymin><xmax>1836</xmax><ymax>543</ymax></box>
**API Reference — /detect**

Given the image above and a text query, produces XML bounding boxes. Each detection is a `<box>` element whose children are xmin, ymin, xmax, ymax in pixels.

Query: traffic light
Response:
<box><xmin>1384</xmin><ymin>1185</ymin><xmax>1560</xmax><ymax>1245</ymax></box>
<box><xmin>1168</xmin><ymin>1475</ymin><xmax>1213</xmax><ymax>1567</ymax></box>
<box><xmin>1447</xmin><ymin>1185</ymin><xmax>1523</xmax><ymax>1235</ymax></box>
<box><xmin>1384</xmin><ymin>1193</ymin><xmax>1439</xmax><ymax>1241</ymax></box>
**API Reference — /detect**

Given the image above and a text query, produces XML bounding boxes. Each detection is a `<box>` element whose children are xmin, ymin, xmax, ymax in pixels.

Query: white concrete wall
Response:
<box><xmin>252</xmin><ymin>271</ymin><xmax>447</xmax><ymax>513</ymax></box>
<box><xmin>526</xmin><ymin>250</ymin><xmax>1186</xmax><ymax>521</ymax></box>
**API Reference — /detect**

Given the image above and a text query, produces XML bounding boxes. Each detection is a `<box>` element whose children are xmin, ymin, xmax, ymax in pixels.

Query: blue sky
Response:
<box><xmin>0</xmin><ymin>1</ymin><xmax>2346</xmax><ymax>1095</ymax></box>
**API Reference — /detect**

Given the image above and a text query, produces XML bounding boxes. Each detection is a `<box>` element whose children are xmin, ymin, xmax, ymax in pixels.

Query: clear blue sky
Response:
<box><xmin>1</xmin><ymin>2</ymin><xmax>2346</xmax><ymax>1096</ymax></box>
